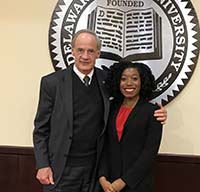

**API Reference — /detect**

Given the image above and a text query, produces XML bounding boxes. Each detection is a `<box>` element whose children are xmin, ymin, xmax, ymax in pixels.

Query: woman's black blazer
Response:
<box><xmin>99</xmin><ymin>98</ymin><xmax>163</xmax><ymax>191</ymax></box>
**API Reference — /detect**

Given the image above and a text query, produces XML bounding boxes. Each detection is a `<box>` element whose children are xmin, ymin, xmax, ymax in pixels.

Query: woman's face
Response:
<box><xmin>120</xmin><ymin>67</ymin><xmax>141</xmax><ymax>99</ymax></box>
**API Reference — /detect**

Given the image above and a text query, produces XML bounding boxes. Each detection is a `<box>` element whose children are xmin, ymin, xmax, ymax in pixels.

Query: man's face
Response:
<box><xmin>72</xmin><ymin>32</ymin><xmax>100</xmax><ymax>75</ymax></box>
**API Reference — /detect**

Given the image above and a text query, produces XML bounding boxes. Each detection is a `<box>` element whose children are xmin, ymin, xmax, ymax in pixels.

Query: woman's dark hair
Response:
<box><xmin>105</xmin><ymin>60</ymin><xmax>156</xmax><ymax>101</ymax></box>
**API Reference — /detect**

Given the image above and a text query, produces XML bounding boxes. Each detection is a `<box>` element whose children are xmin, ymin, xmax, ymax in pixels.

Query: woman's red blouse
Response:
<box><xmin>116</xmin><ymin>105</ymin><xmax>132</xmax><ymax>141</ymax></box>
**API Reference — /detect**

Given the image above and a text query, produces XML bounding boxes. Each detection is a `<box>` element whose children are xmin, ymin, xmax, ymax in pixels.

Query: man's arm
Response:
<box><xmin>33</xmin><ymin>77</ymin><xmax>54</xmax><ymax>184</ymax></box>
<box><xmin>154</xmin><ymin>103</ymin><xmax>167</xmax><ymax>124</ymax></box>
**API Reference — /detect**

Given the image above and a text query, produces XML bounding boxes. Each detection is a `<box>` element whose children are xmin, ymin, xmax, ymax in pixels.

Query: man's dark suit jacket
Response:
<box><xmin>99</xmin><ymin>98</ymin><xmax>162</xmax><ymax>192</ymax></box>
<box><xmin>33</xmin><ymin>65</ymin><xmax>110</xmax><ymax>191</ymax></box>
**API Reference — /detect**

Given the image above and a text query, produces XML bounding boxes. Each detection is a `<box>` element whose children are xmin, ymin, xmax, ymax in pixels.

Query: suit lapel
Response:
<box><xmin>95</xmin><ymin>68</ymin><xmax>110</xmax><ymax>135</ymax></box>
<box><xmin>59</xmin><ymin>66</ymin><xmax>73</xmax><ymax>133</ymax></box>
<box><xmin>122</xmin><ymin>98</ymin><xmax>145</xmax><ymax>137</ymax></box>
<box><xmin>112</xmin><ymin>103</ymin><xmax>122</xmax><ymax>142</ymax></box>
<box><xmin>112</xmin><ymin>98</ymin><xmax>145</xmax><ymax>142</ymax></box>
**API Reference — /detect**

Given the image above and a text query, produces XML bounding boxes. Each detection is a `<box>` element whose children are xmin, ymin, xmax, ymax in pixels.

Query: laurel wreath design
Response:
<box><xmin>155</xmin><ymin>73</ymin><xmax>172</xmax><ymax>92</ymax></box>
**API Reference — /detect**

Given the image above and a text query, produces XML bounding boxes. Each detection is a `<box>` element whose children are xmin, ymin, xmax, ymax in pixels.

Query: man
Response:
<box><xmin>33</xmin><ymin>29</ymin><xmax>167</xmax><ymax>192</ymax></box>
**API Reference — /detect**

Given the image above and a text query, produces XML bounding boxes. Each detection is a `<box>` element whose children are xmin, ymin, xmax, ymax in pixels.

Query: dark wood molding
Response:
<box><xmin>1</xmin><ymin>146</ymin><xmax>200</xmax><ymax>192</ymax></box>
<box><xmin>0</xmin><ymin>146</ymin><xmax>34</xmax><ymax>155</ymax></box>
<box><xmin>156</xmin><ymin>153</ymin><xmax>200</xmax><ymax>163</ymax></box>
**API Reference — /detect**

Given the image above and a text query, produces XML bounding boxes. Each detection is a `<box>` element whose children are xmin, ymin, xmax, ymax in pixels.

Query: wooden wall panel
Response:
<box><xmin>0</xmin><ymin>146</ymin><xmax>200</xmax><ymax>192</ymax></box>
<box><xmin>0</xmin><ymin>146</ymin><xmax>42</xmax><ymax>192</ymax></box>
<box><xmin>154</xmin><ymin>154</ymin><xmax>200</xmax><ymax>192</ymax></box>
<box><xmin>0</xmin><ymin>154</ymin><xmax>19</xmax><ymax>191</ymax></box>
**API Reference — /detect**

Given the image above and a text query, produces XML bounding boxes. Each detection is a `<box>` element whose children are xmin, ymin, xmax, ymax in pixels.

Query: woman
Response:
<box><xmin>99</xmin><ymin>61</ymin><xmax>163</xmax><ymax>192</ymax></box>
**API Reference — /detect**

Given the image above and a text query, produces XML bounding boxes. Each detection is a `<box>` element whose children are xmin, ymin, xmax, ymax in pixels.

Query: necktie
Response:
<box><xmin>83</xmin><ymin>75</ymin><xmax>90</xmax><ymax>86</ymax></box>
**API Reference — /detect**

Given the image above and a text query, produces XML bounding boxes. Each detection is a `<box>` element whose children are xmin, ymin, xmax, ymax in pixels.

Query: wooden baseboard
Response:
<box><xmin>0</xmin><ymin>146</ymin><xmax>200</xmax><ymax>192</ymax></box>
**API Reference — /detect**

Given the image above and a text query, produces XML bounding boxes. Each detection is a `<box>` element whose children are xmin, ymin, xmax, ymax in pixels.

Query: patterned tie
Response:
<box><xmin>83</xmin><ymin>75</ymin><xmax>90</xmax><ymax>86</ymax></box>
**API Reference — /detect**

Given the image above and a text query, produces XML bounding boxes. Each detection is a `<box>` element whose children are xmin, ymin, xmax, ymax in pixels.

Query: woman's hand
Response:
<box><xmin>111</xmin><ymin>178</ymin><xmax>126</xmax><ymax>192</ymax></box>
<box><xmin>99</xmin><ymin>176</ymin><xmax>117</xmax><ymax>192</ymax></box>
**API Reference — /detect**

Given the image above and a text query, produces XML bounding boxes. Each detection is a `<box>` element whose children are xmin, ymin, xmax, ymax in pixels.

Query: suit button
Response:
<box><xmin>69</xmin><ymin>136</ymin><xmax>72</xmax><ymax>140</ymax></box>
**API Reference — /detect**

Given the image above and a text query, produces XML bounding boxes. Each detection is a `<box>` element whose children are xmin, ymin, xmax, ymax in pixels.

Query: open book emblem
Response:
<box><xmin>88</xmin><ymin>7</ymin><xmax>162</xmax><ymax>61</ymax></box>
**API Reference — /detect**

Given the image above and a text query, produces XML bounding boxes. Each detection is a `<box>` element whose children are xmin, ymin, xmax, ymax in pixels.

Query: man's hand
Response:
<box><xmin>154</xmin><ymin>103</ymin><xmax>167</xmax><ymax>124</ymax></box>
<box><xmin>36</xmin><ymin>167</ymin><xmax>54</xmax><ymax>185</ymax></box>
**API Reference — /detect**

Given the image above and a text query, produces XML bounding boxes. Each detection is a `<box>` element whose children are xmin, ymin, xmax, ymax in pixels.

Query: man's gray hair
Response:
<box><xmin>71</xmin><ymin>29</ymin><xmax>102</xmax><ymax>50</ymax></box>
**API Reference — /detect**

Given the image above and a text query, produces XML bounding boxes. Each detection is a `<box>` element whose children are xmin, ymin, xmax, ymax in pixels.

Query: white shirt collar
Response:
<box><xmin>73</xmin><ymin>65</ymin><xmax>94</xmax><ymax>85</ymax></box>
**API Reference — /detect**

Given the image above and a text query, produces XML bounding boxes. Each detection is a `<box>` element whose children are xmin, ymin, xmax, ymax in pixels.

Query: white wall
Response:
<box><xmin>0</xmin><ymin>0</ymin><xmax>200</xmax><ymax>155</ymax></box>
